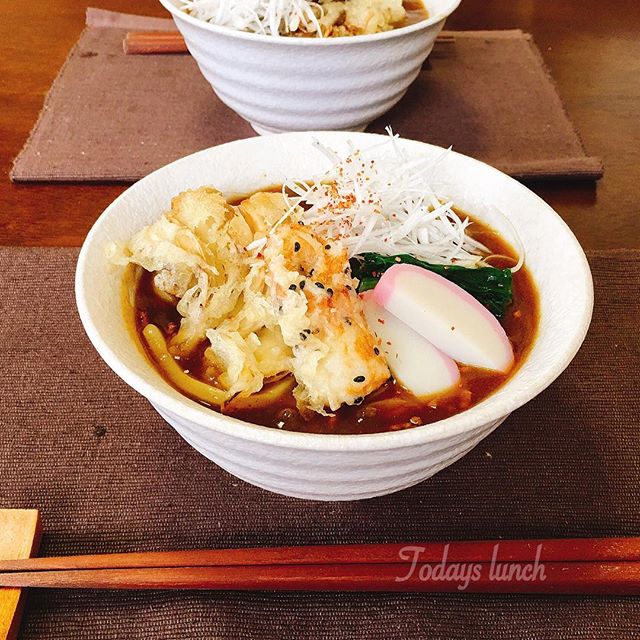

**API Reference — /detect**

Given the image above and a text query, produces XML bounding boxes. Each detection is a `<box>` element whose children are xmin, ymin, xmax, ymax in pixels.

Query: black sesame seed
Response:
<box><xmin>326</xmin><ymin>288</ymin><xmax>334</xmax><ymax>296</ymax></box>
<box><xmin>344</xmin><ymin>318</ymin><xmax>352</xmax><ymax>326</ymax></box>
<box><xmin>354</xmin><ymin>396</ymin><xmax>364</xmax><ymax>405</ymax></box>
<box><xmin>289</xmin><ymin>284</ymin><xmax>297</xmax><ymax>291</ymax></box>
<box><xmin>299</xmin><ymin>332</ymin><xmax>307</xmax><ymax>341</ymax></box>
<box><xmin>374</xmin><ymin>347</ymin><xmax>380</xmax><ymax>355</ymax></box>
<box><xmin>325</xmin><ymin>244</ymin><xmax>331</xmax><ymax>250</ymax></box>
<box><xmin>354</xmin><ymin>375</ymin><xmax>366</xmax><ymax>383</ymax></box>
<box><xmin>315</xmin><ymin>282</ymin><xmax>324</xmax><ymax>289</ymax></box>
<box><xmin>304</xmin><ymin>329</ymin><xmax>311</xmax><ymax>334</ymax></box>
<box><xmin>294</xmin><ymin>242</ymin><xmax>301</xmax><ymax>252</ymax></box>
<box><xmin>345</xmin><ymin>285</ymin><xmax>352</xmax><ymax>291</ymax></box>
<box><xmin>309</xmin><ymin>269</ymin><xmax>314</xmax><ymax>276</ymax></box>
<box><xmin>299</xmin><ymin>280</ymin><xmax>306</xmax><ymax>290</ymax></box>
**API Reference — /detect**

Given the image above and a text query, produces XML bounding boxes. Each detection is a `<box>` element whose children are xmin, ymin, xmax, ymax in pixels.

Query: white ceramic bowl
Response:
<box><xmin>76</xmin><ymin>132</ymin><xmax>593</xmax><ymax>501</ymax></box>
<box><xmin>158</xmin><ymin>0</ymin><xmax>460</xmax><ymax>134</ymax></box>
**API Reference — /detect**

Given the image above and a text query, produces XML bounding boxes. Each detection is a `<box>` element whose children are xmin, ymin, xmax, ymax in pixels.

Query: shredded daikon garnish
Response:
<box><xmin>277</xmin><ymin>130</ymin><xmax>518</xmax><ymax>268</ymax></box>
<box><xmin>178</xmin><ymin>0</ymin><xmax>324</xmax><ymax>36</ymax></box>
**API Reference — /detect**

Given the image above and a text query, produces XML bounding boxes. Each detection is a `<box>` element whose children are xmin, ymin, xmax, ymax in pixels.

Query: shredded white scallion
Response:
<box><xmin>178</xmin><ymin>0</ymin><xmax>324</xmax><ymax>36</ymax></box>
<box><xmin>279</xmin><ymin>132</ymin><xmax>516</xmax><ymax>268</ymax></box>
<box><xmin>248</xmin><ymin>130</ymin><xmax>525</xmax><ymax>273</ymax></box>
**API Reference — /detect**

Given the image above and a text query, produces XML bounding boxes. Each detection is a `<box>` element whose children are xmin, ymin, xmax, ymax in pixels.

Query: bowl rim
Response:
<box><xmin>158</xmin><ymin>0</ymin><xmax>462</xmax><ymax>46</ymax></box>
<box><xmin>75</xmin><ymin>132</ymin><xmax>594</xmax><ymax>453</ymax></box>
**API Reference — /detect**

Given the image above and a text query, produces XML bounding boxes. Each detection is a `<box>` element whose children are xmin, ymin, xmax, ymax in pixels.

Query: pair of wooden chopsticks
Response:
<box><xmin>123</xmin><ymin>30</ymin><xmax>456</xmax><ymax>55</ymax></box>
<box><xmin>1</xmin><ymin>538</ymin><xmax>640</xmax><ymax>594</ymax></box>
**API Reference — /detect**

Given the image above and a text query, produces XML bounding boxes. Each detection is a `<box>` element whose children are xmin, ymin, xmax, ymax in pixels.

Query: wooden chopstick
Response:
<box><xmin>124</xmin><ymin>31</ymin><xmax>189</xmax><ymax>55</ymax></box>
<box><xmin>2</xmin><ymin>539</ymin><xmax>640</xmax><ymax>594</ymax></box>
<box><xmin>1</xmin><ymin>562</ymin><xmax>640</xmax><ymax>594</ymax></box>
<box><xmin>1</xmin><ymin>538</ymin><xmax>639</xmax><ymax>573</ymax></box>
<box><xmin>123</xmin><ymin>30</ymin><xmax>456</xmax><ymax>55</ymax></box>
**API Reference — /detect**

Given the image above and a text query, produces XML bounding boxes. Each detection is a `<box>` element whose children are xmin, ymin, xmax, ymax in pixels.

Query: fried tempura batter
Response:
<box><xmin>113</xmin><ymin>186</ymin><xmax>389</xmax><ymax>414</ymax></box>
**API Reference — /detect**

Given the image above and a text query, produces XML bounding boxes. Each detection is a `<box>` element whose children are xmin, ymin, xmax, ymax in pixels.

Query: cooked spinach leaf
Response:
<box><xmin>349</xmin><ymin>253</ymin><xmax>513</xmax><ymax>318</ymax></box>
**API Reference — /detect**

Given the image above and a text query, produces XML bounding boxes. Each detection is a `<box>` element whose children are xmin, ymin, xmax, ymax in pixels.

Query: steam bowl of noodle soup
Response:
<box><xmin>76</xmin><ymin>132</ymin><xmax>593</xmax><ymax>501</ymax></box>
<box><xmin>158</xmin><ymin>0</ymin><xmax>460</xmax><ymax>134</ymax></box>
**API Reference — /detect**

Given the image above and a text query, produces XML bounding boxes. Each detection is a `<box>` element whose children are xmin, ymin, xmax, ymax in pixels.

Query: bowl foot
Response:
<box><xmin>250</xmin><ymin>122</ymin><xmax>368</xmax><ymax>136</ymax></box>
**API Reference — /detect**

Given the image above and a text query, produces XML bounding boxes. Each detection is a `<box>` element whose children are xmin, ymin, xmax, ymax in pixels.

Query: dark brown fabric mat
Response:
<box><xmin>0</xmin><ymin>246</ymin><xmax>638</xmax><ymax>638</ymax></box>
<box><xmin>10</xmin><ymin>9</ymin><xmax>603</xmax><ymax>183</ymax></box>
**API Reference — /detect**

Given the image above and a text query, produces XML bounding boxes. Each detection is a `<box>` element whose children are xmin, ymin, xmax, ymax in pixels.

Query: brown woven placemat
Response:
<box><xmin>10</xmin><ymin>9</ymin><xmax>603</xmax><ymax>183</ymax></box>
<box><xmin>0</xmin><ymin>246</ymin><xmax>638</xmax><ymax>638</ymax></box>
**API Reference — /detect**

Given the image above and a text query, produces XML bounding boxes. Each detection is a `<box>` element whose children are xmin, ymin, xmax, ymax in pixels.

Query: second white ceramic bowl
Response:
<box><xmin>76</xmin><ymin>132</ymin><xmax>593</xmax><ymax>501</ymax></box>
<box><xmin>159</xmin><ymin>0</ymin><xmax>460</xmax><ymax>134</ymax></box>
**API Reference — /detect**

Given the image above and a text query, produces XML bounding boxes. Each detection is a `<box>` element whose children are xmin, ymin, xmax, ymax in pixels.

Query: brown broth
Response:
<box><xmin>133</xmin><ymin>209</ymin><xmax>539</xmax><ymax>435</ymax></box>
<box><xmin>402</xmin><ymin>0</ymin><xmax>429</xmax><ymax>27</ymax></box>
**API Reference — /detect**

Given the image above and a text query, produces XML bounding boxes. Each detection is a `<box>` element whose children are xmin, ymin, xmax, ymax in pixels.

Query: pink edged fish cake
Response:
<box><xmin>373</xmin><ymin>264</ymin><xmax>514</xmax><ymax>373</ymax></box>
<box><xmin>360</xmin><ymin>290</ymin><xmax>461</xmax><ymax>398</ymax></box>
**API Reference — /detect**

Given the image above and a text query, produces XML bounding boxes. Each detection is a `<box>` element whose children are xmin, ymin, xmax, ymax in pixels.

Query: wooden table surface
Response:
<box><xmin>1</xmin><ymin>0</ymin><xmax>639</xmax><ymax>249</ymax></box>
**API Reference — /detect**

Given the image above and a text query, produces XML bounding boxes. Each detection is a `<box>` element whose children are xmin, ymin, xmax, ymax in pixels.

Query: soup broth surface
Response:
<box><xmin>133</xmin><ymin>205</ymin><xmax>538</xmax><ymax>435</ymax></box>
<box><xmin>402</xmin><ymin>0</ymin><xmax>429</xmax><ymax>26</ymax></box>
